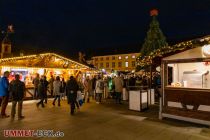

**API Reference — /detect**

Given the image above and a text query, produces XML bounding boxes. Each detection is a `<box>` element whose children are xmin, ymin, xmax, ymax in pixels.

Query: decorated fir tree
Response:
<box><xmin>141</xmin><ymin>9</ymin><xmax>168</xmax><ymax>57</ymax></box>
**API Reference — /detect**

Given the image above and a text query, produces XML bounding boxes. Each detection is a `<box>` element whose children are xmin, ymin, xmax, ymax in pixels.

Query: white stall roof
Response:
<box><xmin>163</xmin><ymin>46</ymin><xmax>205</xmax><ymax>60</ymax></box>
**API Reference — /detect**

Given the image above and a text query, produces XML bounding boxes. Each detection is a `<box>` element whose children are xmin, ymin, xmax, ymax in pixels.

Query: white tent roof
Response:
<box><xmin>163</xmin><ymin>46</ymin><xmax>206</xmax><ymax>60</ymax></box>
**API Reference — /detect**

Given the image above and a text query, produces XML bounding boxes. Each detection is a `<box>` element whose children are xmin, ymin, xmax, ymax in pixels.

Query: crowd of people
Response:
<box><xmin>0</xmin><ymin>71</ymin><xmax>161</xmax><ymax>119</ymax></box>
<box><xmin>33</xmin><ymin>74</ymin><xmax>82</xmax><ymax>115</ymax></box>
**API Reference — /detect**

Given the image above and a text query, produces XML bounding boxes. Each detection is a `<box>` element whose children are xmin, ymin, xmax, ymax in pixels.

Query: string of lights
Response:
<box><xmin>136</xmin><ymin>36</ymin><xmax>210</xmax><ymax>67</ymax></box>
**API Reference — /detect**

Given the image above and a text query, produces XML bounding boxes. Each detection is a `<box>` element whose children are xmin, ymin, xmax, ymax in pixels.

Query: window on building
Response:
<box><xmin>132</xmin><ymin>61</ymin><xmax>135</xmax><ymax>67</ymax></box>
<box><xmin>132</xmin><ymin>55</ymin><xmax>136</xmax><ymax>59</ymax></box>
<box><xmin>106</xmin><ymin>62</ymin><xmax>109</xmax><ymax>68</ymax></box>
<box><xmin>125</xmin><ymin>62</ymin><xmax>129</xmax><ymax>67</ymax></box>
<box><xmin>112</xmin><ymin>62</ymin><xmax>115</xmax><ymax>68</ymax></box>
<box><xmin>125</xmin><ymin>56</ymin><xmax>128</xmax><ymax>59</ymax></box>
<box><xmin>100</xmin><ymin>57</ymin><xmax>103</xmax><ymax>61</ymax></box>
<box><xmin>100</xmin><ymin>63</ymin><xmax>103</xmax><ymax>68</ymax></box>
<box><xmin>118</xmin><ymin>62</ymin><xmax>122</xmax><ymax>67</ymax></box>
<box><xmin>118</xmin><ymin>56</ymin><xmax>122</xmax><ymax>60</ymax></box>
<box><xmin>5</xmin><ymin>46</ymin><xmax>9</xmax><ymax>52</ymax></box>
<box><xmin>95</xmin><ymin>58</ymin><xmax>98</xmax><ymax>61</ymax></box>
<box><xmin>106</xmin><ymin>57</ymin><xmax>109</xmax><ymax>60</ymax></box>
<box><xmin>112</xmin><ymin>56</ymin><xmax>115</xmax><ymax>60</ymax></box>
<box><xmin>95</xmin><ymin>63</ymin><xmax>98</xmax><ymax>68</ymax></box>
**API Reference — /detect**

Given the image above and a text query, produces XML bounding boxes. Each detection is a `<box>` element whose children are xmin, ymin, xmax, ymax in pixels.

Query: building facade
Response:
<box><xmin>91</xmin><ymin>53</ymin><xmax>140</xmax><ymax>72</ymax></box>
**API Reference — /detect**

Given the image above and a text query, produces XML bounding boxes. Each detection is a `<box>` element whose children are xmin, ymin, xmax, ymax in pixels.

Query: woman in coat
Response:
<box><xmin>36</xmin><ymin>79</ymin><xmax>45</xmax><ymax>108</ymax></box>
<box><xmin>52</xmin><ymin>76</ymin><xmax>61</xmax><ymax>106</ymax></box>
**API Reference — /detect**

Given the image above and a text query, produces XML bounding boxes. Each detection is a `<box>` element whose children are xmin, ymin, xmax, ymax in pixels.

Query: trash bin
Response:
<box><xmin>128</xmin><ymin>86</ymin><xmax>149</xmax><ymax>111</ymax></box>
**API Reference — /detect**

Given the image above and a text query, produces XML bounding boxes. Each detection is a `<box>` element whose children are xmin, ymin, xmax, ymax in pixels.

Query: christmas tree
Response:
<box><xmin>141</xmin><ymin>9</ymin><xmax>168</xmax><ymax>57</ymax></box>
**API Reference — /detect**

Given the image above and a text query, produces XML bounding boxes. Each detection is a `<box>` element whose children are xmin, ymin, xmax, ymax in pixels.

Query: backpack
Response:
<box><xmin>98</xmin><ymin>81</ymin><xmax>104</xmax><ymax>90</ymax></box>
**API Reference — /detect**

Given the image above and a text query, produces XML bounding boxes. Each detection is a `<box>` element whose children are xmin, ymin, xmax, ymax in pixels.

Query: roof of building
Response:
<box><xmin>0</xmin><ymin>53</ymin><xmax>89</xmax><ymax>69</ymax></box>
<box><xmin>92</xmin><ymin>52</ymin><xmax>140</xmax><ymax>58</ymax></box>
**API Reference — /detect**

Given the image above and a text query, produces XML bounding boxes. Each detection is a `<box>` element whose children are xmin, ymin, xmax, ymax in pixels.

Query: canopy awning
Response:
<box><xmin>0</xmin><ymin>53</ymin><xmax>89</xmax><ymax>70</ymax></box>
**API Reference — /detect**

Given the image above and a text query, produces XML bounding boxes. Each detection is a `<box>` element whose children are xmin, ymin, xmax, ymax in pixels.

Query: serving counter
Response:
<box><xmin>160</xmin><ymin>85</ymin><xmax>210</xmax><ymax>125</ymax></box>
<box><xmin>161</xmin><ymin>86</ymin><xmax>210</xmax><ymax>125</ymax></box>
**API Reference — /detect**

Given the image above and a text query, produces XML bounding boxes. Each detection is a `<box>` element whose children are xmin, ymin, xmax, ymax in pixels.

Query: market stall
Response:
<box><xmin>160</xmin><ymin>45</ymin><xmax>210</xmax><ymax>125</ymax></box>
<box><xmin>0</xmin><ymin>53</ymin><xmax>90</xmax><ymax>99</ymax></box>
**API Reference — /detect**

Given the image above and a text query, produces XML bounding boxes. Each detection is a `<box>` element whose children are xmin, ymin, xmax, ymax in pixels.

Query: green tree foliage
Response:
<box><xmin>141</xmin><ymin>16</ymin><xmax>168</xmax><ymax>57</ymax></box>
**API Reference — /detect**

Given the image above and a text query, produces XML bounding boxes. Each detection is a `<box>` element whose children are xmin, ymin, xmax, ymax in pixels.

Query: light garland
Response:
<box><xmin>0</xmin><ymin>53</ymin><xmax>89</xmax><ymax>69</ymax></box>
<box><xmin>137</xmin><ymin>36</ymin><xmax>210</xmax><ymax>68</ymax></box>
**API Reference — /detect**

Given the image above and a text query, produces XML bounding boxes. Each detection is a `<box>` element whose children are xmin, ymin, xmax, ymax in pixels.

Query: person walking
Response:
<box><xmin>66</xmin><ymin>76</ymin><xmax>79</xmax><ymax>115</ymax></box>
<box><xmin>10</xmin><ymin>74</ymin><xmax>25</xmax><ymax>119</ymax></box>
<box><xmin>43</xmin><ymin>76</ymin><xmax>49</xmax><ymax>103</ymax></box>
<box><xmin>92</xmin><ymin>76</ymin><xmax>97</xmax><ymax>99</ymax></box>
<box><xmin>103</xmin><ymin>77</ymin><xmax>109</xmax><ymax>99</ymax></box>
<box><xmin>48</xmin><ymin>75</ymin><xmax>54</xmax><ymax>97</ymax></box>
<box><xmin>87</xmin><ymin>77</ymin><xmax>94</xmax><ymax>103</ymax></box>
<box><xmin>83</xmin><ymin>76</ymin><xmax>90</xmax><ymax>103</ymax></box>
<box><xmin>52</xmin><ymin>76</ymin><xmax>61</xmax><ymax>106</ymax></box>
<box><xmin>95</xmin><ymin>76</ymin><xmax>104</xmax><ymax>104</ymax></box>
<box><xmin>128</xmin><ymin>74</ymin><xmax>136</xmax><ymax>88</ymax></box>
<box><xmin>36</xmin><ymin>79</ymin><xmax>46</xmax><ymax>108</ymax></box>
<box><xmin>114</xmin><ymin>74</ymin><xmax>124</xmax><ymax>104</ymax></box>
<box><xmin>0</xmin><ymin>71</ymin><xmax>10</xmax><ymax>118</ymax></box>
<box><xmin>32</xmin><ymin>73</ymin><xmax>40</xmax><ymax>99</ymax></box>
<box><xmin>60</xmin><ymin>78</ymin><xmax>66</xmax><ymax>100</ymax></box>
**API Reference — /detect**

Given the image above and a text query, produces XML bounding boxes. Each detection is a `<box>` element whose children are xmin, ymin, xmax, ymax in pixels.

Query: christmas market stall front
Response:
<box><xmin>160</xmin><ymin>45</ymin><xmax>210</xmax><ymax>125</ymax></box>
<box><xmin>0</xmin><ymin>53</ymin><xmax>89</xmax><ymax>99</ymax></box>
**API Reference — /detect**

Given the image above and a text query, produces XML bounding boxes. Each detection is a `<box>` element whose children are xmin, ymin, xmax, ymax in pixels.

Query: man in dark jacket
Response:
<box><xmin>10</xmin><ymin>74</ymin><xmax>25</xmax><ymax>119</ymax></box>
<box><xmin>43</xmin><ymin>76</ymin><xmax>49</xmax><ymax>103</ymax></box>
<box><xmin>36</xmin><ymin>79</ymin><xmax>45</xmax><ymax>108</ymax></box>
<box><xmin>32</xmin><ymin>73</ymin><xmax>40</xmax><ymax>99</ymax></box>
<box><xmin>128</xmin><ymin>74</ymin><xmax>136</xmax><ymax>87</ymax></box>
<box><xmin>66</xmin><ymin>76</ymin><xmax>79</xmax><ymax>115</ymax></box>
<box><xmin>0</xmin><ymin>71</ymin><xmax>10</xmax><ymax>118</ymax></box>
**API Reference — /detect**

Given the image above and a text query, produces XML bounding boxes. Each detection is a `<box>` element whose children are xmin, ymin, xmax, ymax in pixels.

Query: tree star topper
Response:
<box><xmin>150</xmin><ymin>9</ymin><xmax>158</xmax><ymax>16</ymax></box>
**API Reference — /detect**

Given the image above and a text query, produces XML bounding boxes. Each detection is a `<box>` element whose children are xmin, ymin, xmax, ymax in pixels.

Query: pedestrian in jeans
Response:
<box><xmin>36</xmin><ymin>79</ymin><xmax>45</xmax><ymax>108</ymax></box>
<box><xmin>60</xmin><ymin>78</ymin><xmax>66</xmax><ymax>100</ymax></box>
<box><xmin>66</xmin><ymin>76</ymin><xmax>79</xmax><ymax>115</ymax></box>
<box><xmin>92</xmin><ymin>76</ymin><xmax>97</xmax><ymax>99</ymax></box>
<box><xmin>48</xmin><ymin>75</ymin><xmax>54</xmax><ymax>97</ymax></box>
<box><xmin>83</xmin><ymin>76</ymin><xmax>90</xmax><ymax>103</ymax></box>
<box><xmin>10</xmin><ymin>74</ymin><xmax>25</xmax><ymax>119</ymax></box>
<box><xmin>52</xmin><ymin>76</ymin><xmax>61</xmax><ymax>106</ymax></box>
<box><xmin>0</xmin><ymin>71</ymin><xmax>10</xmax><ymax>118</ymax></box>
<box><xmin>87</xmin><ymin>77</ymin><xmax>94</xmax><ymax>103</ymax></box>
<box><xmin>32</xmin><ymin>73</ymin><xmax>40</xmax><ymax>99</ymax></box>
<box><xmin>114</xmin><ymin>74</ymin><xmax>124</xmax><ymax>104</ymax></box>
<box><xmin>95</xmin><ymin>76</ymin><xmax>104</xmax><ymax>104</ymax></box>
<box><xmin>43</xmin><ymin>76</ymin><xmax>49</xmax><ymax>103</ymax></box>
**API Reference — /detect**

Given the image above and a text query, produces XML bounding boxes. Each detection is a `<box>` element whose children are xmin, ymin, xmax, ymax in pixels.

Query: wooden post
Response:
<box><xmin>159</xmin><ymin>62</ymin><xmax>164</xmax><ymax>120</ymax></box>
<box><xmin>149</xmin><ymin>64</ymin><xmax>152</xmax><ymax>104</ymax></box>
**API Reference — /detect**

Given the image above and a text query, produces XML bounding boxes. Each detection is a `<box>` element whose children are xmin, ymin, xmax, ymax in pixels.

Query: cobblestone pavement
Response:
<box><xmin>0</xmin><ymin>99</ymin><xmax>209</xmax><ymax>140</ymax></box>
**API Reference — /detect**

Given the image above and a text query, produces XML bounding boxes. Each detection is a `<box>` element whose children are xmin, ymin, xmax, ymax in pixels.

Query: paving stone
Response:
<box><xmin>0</xmin><ymin>99</ymin><xmax>209</xmax><ymax>140</ymax></box>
